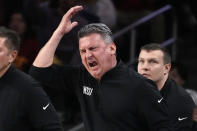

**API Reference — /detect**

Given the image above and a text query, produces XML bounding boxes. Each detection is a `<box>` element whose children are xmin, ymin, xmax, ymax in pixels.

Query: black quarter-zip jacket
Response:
<box><xmin>0</xmin><ymin>65</ymin><xmax>63</xmax><ymax>131</ymax></box>
<box><xmin>160</xmin><ymin>79</ymin><xmax>195</xmax><ymax>131</ymax></box>
<box><xmin>29</xmin><ymin>61</ymin><xmax>172</xmax><ymax>131</ymax></box>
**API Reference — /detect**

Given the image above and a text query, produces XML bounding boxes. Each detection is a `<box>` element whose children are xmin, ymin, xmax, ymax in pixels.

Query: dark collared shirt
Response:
<box><xmin>160</xmin><ymin>78</ymin><xmax>195</xmax><ymax>131</ymax></box>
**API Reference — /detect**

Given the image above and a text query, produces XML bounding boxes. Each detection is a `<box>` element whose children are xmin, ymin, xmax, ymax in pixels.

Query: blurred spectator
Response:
<box><xmin>85</xmin><ymin>0</ymin><xmax>117</xmax><ymax>29</ymax></box>
<box><xmin>2</xmin><ymin>0</ymin><xmax>25</xmax><ymax>24</ymax></box>
<box><xmin>8</xmin><ymin>11</ymin><xmax>39</xmax><ymax>73</ymax></box>
<box><xmin>169</xmin><ymin>61</ymin><xmax>197</xmax><ymax>105</ymax></box>
<box><xmin>0</xmin><ymin>0</ymin><xmax>24</xmax><ymax>25</ymax></box>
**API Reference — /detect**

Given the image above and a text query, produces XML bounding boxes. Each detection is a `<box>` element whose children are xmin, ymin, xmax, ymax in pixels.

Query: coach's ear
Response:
<box><xmin>9</xmin><ymin>50</ymin><xmax>18</xmax><ymax>63</ymax></box>
<box><xmin>107</xmin><ymin>42</ymin><xmax>116</xmax><ymax>55</ymax></box>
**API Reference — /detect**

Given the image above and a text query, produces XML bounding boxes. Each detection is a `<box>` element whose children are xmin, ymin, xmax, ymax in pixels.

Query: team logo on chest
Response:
<box><xmin>83</xmin><ymin>86</ymin><xmax>93</xmax><ymax>96</ymax></box>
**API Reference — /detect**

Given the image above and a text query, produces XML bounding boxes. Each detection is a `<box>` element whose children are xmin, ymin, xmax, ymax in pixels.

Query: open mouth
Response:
<box><xmin>89</xmin><ymin>61</ymin><xmax>97</xmax><ymax>67</ymax></box>
<box><xmin>88</xmin><ymin>61</ymin><xmax>98</xmax><ymax>68</ymax></box>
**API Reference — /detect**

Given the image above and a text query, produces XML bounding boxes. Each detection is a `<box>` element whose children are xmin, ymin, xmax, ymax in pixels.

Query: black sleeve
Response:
<box><xmin>137</xmin><ymin>81</ymin><xmax>173</xmax><ymax>131</ymax></box>
<box><xmin>23</xmin><ymin>81</ymin><xmax>64</xmax><ymax>131</ymax></box>
<box><xmin>29</xmin><ymin>65</ymin><xmax>65</xmax><ymax>89</ymax></box>
<box><xmin>29</xmin><ymin>65</ymin><xmax>80</xmax><ymax>91</ymax></box>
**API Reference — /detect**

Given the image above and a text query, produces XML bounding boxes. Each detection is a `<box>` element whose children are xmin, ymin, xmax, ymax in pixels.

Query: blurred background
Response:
<box><xmin>1</xmin><ymin>0</ymin><xmax>197</xmax><ymax>130</ymax></box>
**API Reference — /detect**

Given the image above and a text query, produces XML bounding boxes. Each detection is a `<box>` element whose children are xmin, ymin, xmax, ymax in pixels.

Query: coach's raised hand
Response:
<box><xmin>33</xmin><ymin>5</ymin><xmax>83</xmax><ymax>67</ymax></box>
<box><xmin>56</xmin><ymin>5</ymin><xmax>83</xmax><ymax>36</ymax></box>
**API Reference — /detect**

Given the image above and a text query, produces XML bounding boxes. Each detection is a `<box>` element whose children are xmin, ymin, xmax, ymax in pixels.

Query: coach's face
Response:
<box><xmin>0</xmin><ymin>37</ymin><xmax>17</xmax><ymax>76</ymax></box>
<box><xmin>79</xmin><ymin>33</ymin><xmax>116</xmax><ymax>80</ymax></box>
<box><xmin>137</xmin><ymin>50</ymin><xmax>169</xmax><ymax>84</ymax></box>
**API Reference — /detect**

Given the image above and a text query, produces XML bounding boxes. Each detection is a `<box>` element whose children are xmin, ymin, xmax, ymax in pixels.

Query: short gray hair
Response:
<box><xmin>78</xmin><ymin>23</ymin><xmax>113</xmax><ymax>44</ymax></box>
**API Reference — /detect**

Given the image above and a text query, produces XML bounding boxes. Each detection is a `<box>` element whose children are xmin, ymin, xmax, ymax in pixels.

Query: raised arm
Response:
<box><xmin>33</xmin><ymin>5</ymin><xmax>83</xmax><ymax>67</ymax></box>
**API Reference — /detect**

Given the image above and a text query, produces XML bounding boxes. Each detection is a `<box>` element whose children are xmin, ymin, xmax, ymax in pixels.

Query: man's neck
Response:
<box><xmin>96</xmin><ymin>58</ymin><xmax>117</xmax><ymax>81</ymax></box>
<box><xmin>157</xmin><ymin>75</ymin><xmax>168</xmax><ymax>91</ymax></box>
<box><xmin>0</xmin><ymin>63</ymin><xmax>11</xmax><ymax>78</ymax></box>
